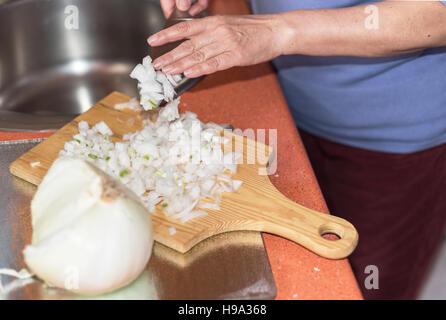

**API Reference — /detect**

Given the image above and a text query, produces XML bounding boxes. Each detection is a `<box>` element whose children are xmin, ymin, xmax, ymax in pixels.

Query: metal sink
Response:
<box><xmin>0</xmin><ymin>0</ymin><xmax>185</xmax><ymax>131</ymax></box>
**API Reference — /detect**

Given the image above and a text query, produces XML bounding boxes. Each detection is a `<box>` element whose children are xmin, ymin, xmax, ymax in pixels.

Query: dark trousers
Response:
<box><xmin>299</xmin><ymin>129</ymin><xmax>446</xmax><ymax>300</ymax></box>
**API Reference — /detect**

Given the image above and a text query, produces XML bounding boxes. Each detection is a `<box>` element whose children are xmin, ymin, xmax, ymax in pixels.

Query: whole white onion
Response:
<box><xmin>23</xmin><ymin>157</ymin><xmax>154</xmax><ymax>295</ymax></box>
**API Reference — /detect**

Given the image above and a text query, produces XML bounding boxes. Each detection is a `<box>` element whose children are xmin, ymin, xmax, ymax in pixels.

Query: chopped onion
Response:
<box><xmin>129</xmin><ymin>55</ymin><xmax>180</xmax><ymax>110</ymax></box>
<box><xmin>0</xmin><ymin>268</ymin><xmax>33</xmax><ymax>297</ymax></box>
<box><xmin>114</xmin><ymin>97</ymin><xmax>143</xmax><ymax>112</ymax></box>
<box><xmin>60</xmin><ymin>100</ymin><xmax>243</xmax><ymax>224</ymax></box>
<box><xmin>232</xmin><ymin>180</ymin><xmax>243</xmax><ymax>191</ymax></box>
<box><xmin>168</xmin><ymin>226</ymin><xmax>176</xmax><ymax>235</ymax></box>
<box><xmin>180</xmin><ymin>210</ymin><xmax>208</xmax><ymax>223</ymax></box>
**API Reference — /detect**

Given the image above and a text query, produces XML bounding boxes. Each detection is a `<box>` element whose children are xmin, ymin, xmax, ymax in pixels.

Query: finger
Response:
<box><xmin>176</xmin><ymin>0</ymin><xmax>191</xmax><ymax>11</ymax></box>
<box><xmin>160</xmin><ymin>0</ymin><xmax>175</xmax><ymax>18</ymax></box>
<box><xmin>184</xmin><ymin>52</ymin><xmax>234</xmax><ymax>78</ymax></box>
<box><xmin>162</xmin><ymin>42</ymin><xmax>226</xmax><ymax>74</ymax></box>
<box><xmin>189</xmin><ymin>0</ymin><xmax>208</xmax><ymax>16</ymax></box>
<box><xmin>148</xmin><ymin>19</ymin><xmax>206</xmax><ymax>46</ymax></box>
<box><xmin>152</xmin><ymin>36</ymin><xmax>213</xmax><ymax>69</ymax></box>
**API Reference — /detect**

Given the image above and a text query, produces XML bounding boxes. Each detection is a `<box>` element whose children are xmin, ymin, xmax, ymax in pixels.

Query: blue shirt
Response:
<box><xmin>251</xmin><ymin>0</ymin><xmax>446</xmax><ymax>153</ymax></box>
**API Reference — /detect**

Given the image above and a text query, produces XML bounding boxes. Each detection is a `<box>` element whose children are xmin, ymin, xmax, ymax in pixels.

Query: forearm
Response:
<box><xmin>278</xmin><ymin>1</ymin><xmax>446</xmax><ymax>57</ymax></box>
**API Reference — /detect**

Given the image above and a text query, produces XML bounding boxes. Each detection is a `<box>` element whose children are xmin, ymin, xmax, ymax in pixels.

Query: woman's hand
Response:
<box><xmin>147</xmin><ymin>15</ymin><xmax>291</xmax><ymax>78</ymax></box>
<box><xmin>160</xmin><ymin>0</ymin><xmax>209</xmax><ymax>18</ymax></box>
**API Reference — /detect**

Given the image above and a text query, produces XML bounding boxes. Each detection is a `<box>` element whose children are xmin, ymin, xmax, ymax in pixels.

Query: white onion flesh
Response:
<box><xmin>129</xmin><ymin>55</ymin><xmax>182</xmax><ymax>110</ymax></box>
<box><xmin>168</xmin><ymin>227</ymin><xmax>177</xmax><ymax>235</ymax></box>
<box><xmin>23</xmin><ymin>158</ymin><xmax>154</xmax><ymax>295</ymax></box>
<box><xmin>0</xmin><ymin>268</ymin><xmax>33</xmax><ymax>297</ymax></box>
<box><xmin>114</xmin><ymin>97</ymin><xmax>143</xmax><ymax>112</ymax></box>
<box><xmin>60</xmin><ymin>100</ymin><xmax>243</xmax><ymax>223</ymax></box>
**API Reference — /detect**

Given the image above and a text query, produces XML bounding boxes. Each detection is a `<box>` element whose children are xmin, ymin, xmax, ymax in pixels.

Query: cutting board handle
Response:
<box><xmin>260</xmin><ymin>200</ymin><xmax>358</xmax><ymax>259</ymax></box>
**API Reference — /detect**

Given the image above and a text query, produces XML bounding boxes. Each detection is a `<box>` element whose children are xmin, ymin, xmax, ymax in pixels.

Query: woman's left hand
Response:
<box><xmin>147</xmin><ymin>15</ymin><xmax>291</xmax><ymax>78</ymax></box>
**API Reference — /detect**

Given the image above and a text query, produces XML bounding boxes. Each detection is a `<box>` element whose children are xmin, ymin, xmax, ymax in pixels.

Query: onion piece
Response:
<box><xmin>114</xmin><ymin>98</ymin><xmax>143</xmax><ymax>112</ymax></box>
<box><xmin>24</xmin><ymin>157</ymin><xmax>154</xmax><ymax>295</ymax></box>
<box><xmin>168</xmin><ymin>226</ymin><xmax>177</xmax><ymax>235</ymax></box>
<box><xmin>232</xmin><ymin>180</ymin><xmax>243</xmax><ymax>191</ymax></box>
<box><xmin>0</xmin><ymin>268</ymin><xmax>34</xmax><ymax>298</ymax></box>
<box><xmin>180</xmin><ymin>210</ymin><xmax>208</xmax><ymax>223</ymax></box>
<box><xmin>129</xmin><ymin>55</ymin><xmax>177</xmax><ymax>110</ymax></box>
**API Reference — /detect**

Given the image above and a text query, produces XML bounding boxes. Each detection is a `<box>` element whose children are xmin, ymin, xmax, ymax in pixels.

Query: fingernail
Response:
<box><xmin>147</xmin><ymin>34</ymin><xmax>158</xmax><ymax>45</ymax></box>
<box><xmin>178</xmin><ymin>0</ymin><xmax>190</xmax><ymax>10</ymax></box>
<box><xmin>189</xmin><ymin>7</ymin><xmax>198</xmax><ymax>16</ymax></box>
<box><xmin>184</xmin><ymin>70</ymin><xmax>195</xmax><ymax>78</ymax></box>
<box><xmin>153</xmin><ymin>60</ymin><xmax>162</xmax><ymax>69</ymax></box>
<box><xmin>162</xmin><ymin>65</ymin><xmax>174</xmax><ymax>73</ymax></box>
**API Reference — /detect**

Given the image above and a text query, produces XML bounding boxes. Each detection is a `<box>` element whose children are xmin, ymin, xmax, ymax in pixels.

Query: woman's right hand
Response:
<box><xmin>160</xmin><ymin>0</ymin><xmax>209</xmax><ymax>18</ymax></box>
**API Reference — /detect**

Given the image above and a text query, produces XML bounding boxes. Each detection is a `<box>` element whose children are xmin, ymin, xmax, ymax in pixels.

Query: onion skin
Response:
<box><xmin>24</xmin><ymin>157</ymin><xmax>154</xmax><ymax>295</ymax></box>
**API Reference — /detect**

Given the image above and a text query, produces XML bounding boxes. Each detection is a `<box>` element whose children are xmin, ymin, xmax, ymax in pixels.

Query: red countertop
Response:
<box><xmin>0</xmin><ymin>0</ymin><xmax>363</xmax><ymax>300</ymax></box>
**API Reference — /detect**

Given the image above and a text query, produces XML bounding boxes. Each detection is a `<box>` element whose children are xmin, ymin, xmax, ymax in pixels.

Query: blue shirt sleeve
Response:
<box><xmin>442</xmin><ymin>1</ymin><xmax>446</xmax><ymax>5</ymax></box>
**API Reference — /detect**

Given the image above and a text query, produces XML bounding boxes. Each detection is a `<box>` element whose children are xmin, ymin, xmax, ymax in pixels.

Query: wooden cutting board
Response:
<box><xmin>10</xmin><ymin>92</ymin><xmax>358</xmax><ymax>259</ymax></box>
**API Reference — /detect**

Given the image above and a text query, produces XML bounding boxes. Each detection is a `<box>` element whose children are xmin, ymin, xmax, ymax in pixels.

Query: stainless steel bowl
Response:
<box><xmin>0</xmin><ymin>0</ymin><xmax>191</xmax><ymax>131</ymax></box>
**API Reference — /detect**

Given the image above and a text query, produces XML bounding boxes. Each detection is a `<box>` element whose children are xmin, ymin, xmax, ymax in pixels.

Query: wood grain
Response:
<box><xmin>10</xmin><ymin>92</ymin><xmax>358</xmax><ymax>259</ymax></box>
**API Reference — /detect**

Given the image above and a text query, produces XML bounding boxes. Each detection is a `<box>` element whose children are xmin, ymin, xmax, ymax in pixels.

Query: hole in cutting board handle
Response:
<box><xmin>321</xmin><ymin>232</ymin><xmax>341</xmax><ymax>241</ymax></box>
<box><xmin>318</xmin><ymin>223</ymin><xmax>344</xmax><ymax>241</ymax></box>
